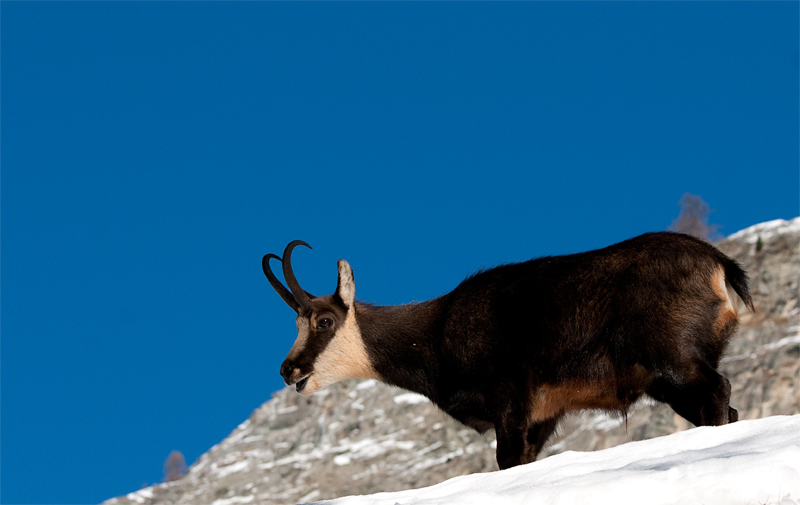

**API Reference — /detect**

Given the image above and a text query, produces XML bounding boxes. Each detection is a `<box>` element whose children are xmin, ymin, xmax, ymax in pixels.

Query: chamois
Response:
<box><xmin>262</xmin><ymin>234</ymin><xmax>753</xmax><ymax>469</ymax></box>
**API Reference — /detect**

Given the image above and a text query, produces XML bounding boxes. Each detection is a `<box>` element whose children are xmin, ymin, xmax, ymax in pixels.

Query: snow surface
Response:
<box><xmin>393</xmin><ymin>393</ymin><xmax>430</xmax><ymax>405</ymax></box>
<box><xmin>316</xmin><ymin>415</ymin><xmax>800</xmax><ymax>505</ymax></box>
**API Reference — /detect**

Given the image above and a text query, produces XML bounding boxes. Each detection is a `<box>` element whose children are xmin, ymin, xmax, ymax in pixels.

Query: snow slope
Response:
<box><xmin>318</xmin><ymin>415</ymin><xmax>800</xmax><ymax>505</ymax></box>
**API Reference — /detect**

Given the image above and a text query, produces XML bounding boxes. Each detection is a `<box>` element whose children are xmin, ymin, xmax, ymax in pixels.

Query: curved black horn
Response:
<box><xmin>262</xmin><ymin>253</ymin><xmax>301</xmax><ymax>313</ymax></box>
<box><xmin>282</xmin><ymin>240</ymin><xmax>313</xmax><ymax>311</ymax></box>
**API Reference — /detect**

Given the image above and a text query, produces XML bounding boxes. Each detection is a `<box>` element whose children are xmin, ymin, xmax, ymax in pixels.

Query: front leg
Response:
<box><xmin>495</xmin><ymin>406</ymin><xmax>560</xmax><ymax>469</ymax></box>
<box><xmin>495</xmin><ymin>406</ymin><xmax>528</xmax><ymax>470</ymax></box>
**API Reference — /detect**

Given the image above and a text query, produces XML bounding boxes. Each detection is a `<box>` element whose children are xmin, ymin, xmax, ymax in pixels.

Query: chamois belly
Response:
<box><xmin>529</xmin><ymin>381</ymin><xmax>620</xmax><ymax>421</ymax></box>
<box><xmin>528</xmin><ymin>365</ymin><xmax>652</xmax><ymax>422</ymax></box>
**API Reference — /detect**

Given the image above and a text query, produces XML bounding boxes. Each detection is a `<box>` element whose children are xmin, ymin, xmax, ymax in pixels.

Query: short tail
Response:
<box><xmin>721</xmin><ymin>257</ymin><xmax>755</xmax><ymax>312</ymax></box>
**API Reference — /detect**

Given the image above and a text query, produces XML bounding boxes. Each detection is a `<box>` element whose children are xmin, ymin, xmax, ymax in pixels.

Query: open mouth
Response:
<box><xmin>295</xmin><ymin>375</ymin><xmax>310</xmax><ymax>393</ymax></box>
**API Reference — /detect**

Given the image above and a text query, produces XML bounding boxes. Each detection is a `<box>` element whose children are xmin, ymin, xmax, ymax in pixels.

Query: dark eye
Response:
<box><xmin>317</xmin><ymin>318</ymin><xmax>333</xmax><ymax>330</ymax></box>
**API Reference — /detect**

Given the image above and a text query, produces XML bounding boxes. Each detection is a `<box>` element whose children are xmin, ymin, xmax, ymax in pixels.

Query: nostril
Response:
<box><xmin>280</xmin><ymin>362</ymin><xmax>297</xmax><ymax>384</ymax></box>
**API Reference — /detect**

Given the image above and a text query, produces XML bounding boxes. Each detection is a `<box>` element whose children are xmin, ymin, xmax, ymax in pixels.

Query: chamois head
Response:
<box><xmin>262</xmin><ymin>241</ymin><xmax>377</xmax><ymax>395</ymax></box>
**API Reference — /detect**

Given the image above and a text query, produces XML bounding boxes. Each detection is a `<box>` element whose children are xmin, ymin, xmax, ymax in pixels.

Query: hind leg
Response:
<box><xmin>647</xmin><ymin>360</ymin><xmax>735</xmax><ymax>427</ymax></box>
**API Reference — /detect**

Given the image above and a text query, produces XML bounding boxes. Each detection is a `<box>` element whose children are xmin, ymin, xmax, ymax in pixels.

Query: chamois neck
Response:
<box><xmin>354</xmin><ymin>298</ymin><xmax>444</xmax><ymax>400</ymax></box>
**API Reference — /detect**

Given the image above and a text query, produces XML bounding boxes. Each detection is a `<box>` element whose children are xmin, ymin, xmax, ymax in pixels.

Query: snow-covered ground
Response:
<box><xmin>318</xmin><ymin>415</ymin><xmax>800</xmax><ymax>505</ymax></box>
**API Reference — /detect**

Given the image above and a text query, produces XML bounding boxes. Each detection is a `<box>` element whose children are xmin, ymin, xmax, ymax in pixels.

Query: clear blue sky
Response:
<box><xmin>1</xmin><ymin>3</ymin><xmax>797</xmax><ymax>504</ymax></box>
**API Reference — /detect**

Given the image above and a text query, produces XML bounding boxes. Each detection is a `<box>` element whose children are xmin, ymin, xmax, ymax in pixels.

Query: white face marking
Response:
<box><xmin>299</xmin><ymin>306</ymin><xmax>378</xmax><ymax>395</ymax></box>
<box><xmin>286</xmin><ymin>317</ymin><xmax>311</xmax><ymax>362</ymax></box>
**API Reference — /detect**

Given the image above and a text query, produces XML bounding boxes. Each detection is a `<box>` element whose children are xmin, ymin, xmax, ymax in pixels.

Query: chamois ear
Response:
<box><xmin>336</xmin><ymin>259</ymin><xmax>355</xmax><ymax>308</ymax></box>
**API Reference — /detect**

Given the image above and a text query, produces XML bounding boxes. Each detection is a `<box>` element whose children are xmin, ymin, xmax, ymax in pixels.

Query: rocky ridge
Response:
<box><xmin>104</xmin><ymin>217</ymin><xmax>800</xmax><ymax>505</ymax></box>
